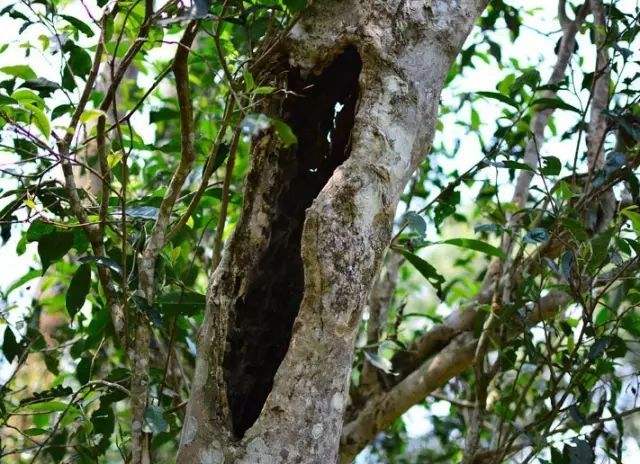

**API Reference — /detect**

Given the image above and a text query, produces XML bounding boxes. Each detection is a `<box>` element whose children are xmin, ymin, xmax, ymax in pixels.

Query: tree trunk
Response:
<box><xmin>177</xmin><ymin>1</ymin><xmax>488</xmax><ymax>462</ymax></box>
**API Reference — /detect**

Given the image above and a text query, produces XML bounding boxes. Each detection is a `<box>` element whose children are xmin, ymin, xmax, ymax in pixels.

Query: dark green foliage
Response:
<box><xmin>66</xmin><ymin>263</ymin><xmax>91</xmax><ymax>318</ymax></box>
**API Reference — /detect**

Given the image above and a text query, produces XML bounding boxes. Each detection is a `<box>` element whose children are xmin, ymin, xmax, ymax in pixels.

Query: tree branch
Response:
<box><xmin>340</xmin><ymin>332</ymin><xmax>477</xmax><ymax>464</ymax></box>
<box><xmin>131</xmin><ymin>20</ymin><xmax>199</xmax><ymax>464</ymax></box>
<box><xmin>211</xmin><ymin>127</ymin><xmax>241</xmax><ymax>268</ymax></box>
<box><xmin>512</xmin><ymin>0</ymin><xmax>589</xmax><ymax>208</ymax></box>
<box><xmin>354</xmin><ymin>252</ymin><xmax>403</xmax><ymax>407</ymax></box>
<box><xmin>586</xmin><ymin>0</ymin><xmax>611</xmax><ymax>171</ymax></box>
<box><xmin>339</xmin><ymin>253</ymin><xmax>639</xmax><ymax>462</ymax></box>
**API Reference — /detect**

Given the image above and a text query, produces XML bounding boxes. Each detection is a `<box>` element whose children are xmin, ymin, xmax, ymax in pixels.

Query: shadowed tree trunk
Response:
<box><xmin>177</xmin><ymin>1</ymin><xmax>489</xmax><ymax>462</ymax></box>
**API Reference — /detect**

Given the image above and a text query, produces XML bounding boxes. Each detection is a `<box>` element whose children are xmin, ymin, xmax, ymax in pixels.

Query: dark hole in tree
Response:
<box><xmin>224</xmin><ymin>46</ymin><xmax>362</xmax><ymax>438</ymax></box>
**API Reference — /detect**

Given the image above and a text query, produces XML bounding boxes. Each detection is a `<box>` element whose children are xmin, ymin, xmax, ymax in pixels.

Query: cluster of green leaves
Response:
<box><xmin>0</xmin><ymin>0</ymin><xmax>304</xmax><ymax>461</ymax></box>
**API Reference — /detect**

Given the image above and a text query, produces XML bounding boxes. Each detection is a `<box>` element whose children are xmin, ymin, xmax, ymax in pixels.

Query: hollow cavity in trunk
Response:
<box><xmin>224</xmin><ymin>46</ymin><xmax>362</xmax><ymax>437</ymax></box>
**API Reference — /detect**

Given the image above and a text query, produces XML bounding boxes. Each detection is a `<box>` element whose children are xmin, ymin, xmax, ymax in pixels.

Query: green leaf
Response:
<box><xmin>24</xmin><ymin>428</ymin><xmax>48</xmax><ymax>436</ymax></box>
<box><xmin>622</xmin><ymin>310</ymin><xmax>640</xmax><ymax>337</ymax></box>
<box><xmin>62</xmin><ymin>66</ymin><xmax>76</xmax><ymax>91</ymax></box>
<box><xmin>403</xmin><ymin>211</ymin><xmax>426</xmax><ymax>236</ymax></box>
<box><xmin>60</xmin><ymin>14</ymin><xmax>95</xmax><ymax>37</ymax></box>
<box><xmin>26</xmin><ymin>219</ymin><xmax>56</xmax><ymax>242</ymax></box>
<box><xmin>2</xmin><ymin>327</ymin><xmax>21</xmax><ymax>363</ymax></box>
<box><xmin>19</xmin><ymin>385</ymin><xmax>73</xmax><ymax>406</ymax></box>
<box><xmin>37</xmin><ymin>230</ymin><xmax>75</xmax><ymax>273</ymax></box>
<box><xmin>254</xmin><ymin>86</ymin><xmax>276</xmax><ymax>95</ymax></box>
<box><xmin>510</xmin><ymin>68</ymin><xmax>540</xmax><ymax>95</ymax></box>
<box><xmin>595</xmin><ymin>307</ymin><xmax>613</xmax><ymax>326</ymax></box>
<box><xmin>500</xmin><ymin>160</ymin><xmax>534</xmax><ymax>171</ymax></box>
<box><xmin>11</xmin><ymin>88</ymin><xmax>44</xmax><ymax>106</ymax></box>
<box><xmin>243</xmin><ymin>68</ymin><xmax>255</xmax><ymax>92</ymax></box>
<box><xmin>0</xmin><ymin>64</ymin><xmax>36</xmax><ymax>80</ymax></box>
<box><xmin>470</xmin><ymin>107</ymin><xmax>480</xmax><ymax>130</ymax></box>
<box><xmin>91</xmin><ymin>404</ymin><xmax>115</xmax><ymax>454</ymax></box>
<box><xmin>107</xmin><ymin>150</ymin><xmax>122</xmax><ymax>169</ymax></box>
<box><xmin>283</xmin><ymin>0</ymin><xmax>307</xmax><ymax>12</ymax></box>
<box><xmin>0</xmin><ymin>94</ymin><xmax>17</xmax><ymax>106</ymax></box>
<box><xmin>541</xmin><ymin>156</ymin><xmax>561</xmax><ymax>176</ymax></box>
<box><xmin>550</xmin><ymin>446</ymin><xmax>566</xmax><ymax>464</ymax></box>
<box><xmin>272</xmin><ymin>119</ymin><xmax>297</xmax><ymax>147</ymax></box>
<box><xmin>158</xmin><ymin>291</ymin><xmax>206</xmax><ymax>317</ymax></box>
<box><xmin>523</xmin><ymin>227</ymin><xmax>549</xmax><ymax>244</ymax></box>
<box><xmin>66</xmin><ymin>264</ymin><xmax>91</xmax><ymax>318</ymax></box>
<box><xmin>532</xmin><ymin>97</ymin><xmax>581</xmax><ymax>114</ymax></box>
<box><xmin>79</xmin><ymin>255</ymin><xmax>123</xmax><ymax>276</ymax></box>
<box><xmin>211</xmin><ymin>143</ymin><xmax>230</xmax><ymax>171</ymax></box>
<box><xmin>76</xmin><ymin>356</ymin><xmax>92</xmax><ymax>384</ymax></box>
<box><xmin>587</xmin><ymin>229</ymin><xmax>612</xmax><ymax>274</ymax></box>
<box><xmin>20</xmin><ymin>78</ymin><xmax>60</xmax><ymax>97</ymax></box>
<box><xmin>561</xmin><ymin>216</ymin><xmax>589</xmax><ymax>241</ymax></box>
<box><xmin>44</xmin><ymin>352</ymin><xmax>59</xmax><ymax>375</ymax></box>
<box><xmin>149</xmin><ymin>107</ymin><xmax>179</xmax><ymax>123</ymax></box>
<box><xmin>23</xmin><ymin>102</ymin><xmax>50</xmax><ymax>138</ymax></box>
<box><xmin>441</xmin><ymin>238</ymin><xmax>505</xmax><ymax>259</ymax></box>
<box><xmin>476</xmin><ymin>91</ymin><xmax>518</xmax><ymax>108</ymax></box>
<box><xmin>64</xmin><ymin>42</ymin><xmax>92</xmax><ymax>79</ymax></box>
<box><xmin>79</xmin><ymin>108</ymin><xmax>105</xmax><ymax>123</ymax></box>
<box><xmin>401</xmin><ymin>250</ymin><xmax>445</xmax><ymax>299</ymax></box>
<box><xmin>21</xmin><ymin>400</ymin><xmax>69</xmax><ymax>413</ymax></box>
<box><xmin>621</xmin><ymin>208</ymin><xmax>640</xmax><ymax>234</ymax></box>
<box><xmin>565</xmin><ymin>439</ymin><xmax>594</xmax><ymax>464</ymax></box>
<box><xmin>51</xmin><ymin>104</ymin><xmax>73</xmax><ymax>120</ymax></box>
<box><xmin>144</xmin><ymin>404</ymin><xmax>168</xmax><ymax>434</ymax></box>
<box><xmin>91</xmin><ymin>405</ymin><xmax>114</xmax><ymax>434</ymax></box>
<box><xmin>6</xmin><ymin>268</ymin><xmax>40</xmax><ymax>294</ymax></box>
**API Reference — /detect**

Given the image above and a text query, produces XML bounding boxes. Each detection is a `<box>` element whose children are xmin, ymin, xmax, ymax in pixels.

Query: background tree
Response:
<box><xmin>0</xmin><ymin>0</ymin><xmax>639</xmax><ymax>463</ymax></box>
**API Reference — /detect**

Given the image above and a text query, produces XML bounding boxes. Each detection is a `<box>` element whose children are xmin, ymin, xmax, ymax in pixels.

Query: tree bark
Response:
<box><xmin>177</xmin><ymin>1</ymin><xmax>488</xmax><ymax>463</ymax></box>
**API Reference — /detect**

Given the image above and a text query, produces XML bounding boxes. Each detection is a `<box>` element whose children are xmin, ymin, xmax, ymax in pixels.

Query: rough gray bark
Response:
<box><xmin>177</xmin><ymin>1</ymin><xmax>489</xmax><ymax>463</ymax></box>
<box><xmin>586</xmin><ymin>0</ymin><xmax>610</xmax><ymax>172</ymax></box>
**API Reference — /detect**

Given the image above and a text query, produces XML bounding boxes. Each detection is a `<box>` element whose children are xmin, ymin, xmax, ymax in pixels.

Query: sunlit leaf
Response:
<box><xmin>0</xmin><ymin>64</ymin><xmax>36</xmax><ymax>80</ymax></box>
<box><xmin>272</xmin><ymin>118</ymin><xmax>297</xmax><ymax>147</ymax></box>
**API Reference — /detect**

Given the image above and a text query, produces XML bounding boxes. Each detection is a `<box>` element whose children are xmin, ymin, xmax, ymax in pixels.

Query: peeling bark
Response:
<box><xmin>177</xmin><ymin>1</ymin><xmax>489</xmax><ymax>462</ymax></box>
